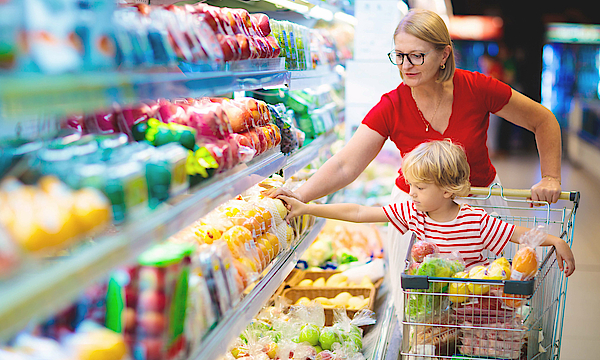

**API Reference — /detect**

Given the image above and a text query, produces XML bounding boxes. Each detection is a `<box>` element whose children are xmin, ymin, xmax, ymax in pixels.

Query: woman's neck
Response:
<box><xmin>426</xmin><ymin>200</ymin><xmax>460</xmax><ymax>222</ymax></box>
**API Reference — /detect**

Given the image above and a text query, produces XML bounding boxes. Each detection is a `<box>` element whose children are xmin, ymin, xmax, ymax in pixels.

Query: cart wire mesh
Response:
<box><xmin>400</xmin><ymin>184</ymin><xmax>579</xmax><ymax>360</ymax></box>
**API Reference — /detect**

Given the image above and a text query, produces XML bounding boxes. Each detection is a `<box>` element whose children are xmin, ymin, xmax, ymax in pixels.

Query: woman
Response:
<box><xmin>267</xmin><ymin>9</ymin><xmax>562</xmax><ymax>322</ymax></box>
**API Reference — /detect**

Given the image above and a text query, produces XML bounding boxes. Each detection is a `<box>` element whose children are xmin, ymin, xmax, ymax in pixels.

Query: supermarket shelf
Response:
<box><xmin>288</xmin><ymin>66</ymin><xmax>342</xmax><ymax>90</ymax></box>
<box><xmin>190</xmin><ymin>217</ymin><xmax>327</xmax><ymax>360</ymax></box>
<box><xmin>0</xmin><ymin>63</ymin><xmax>289</xmax><ymax>122</ymax></box>
<box><xmin>0</xmin><ymin>128</ymin><xmax>340</xmax><ymax>341</ymax></box>
<box><xmin>282</xmin><ymin>130</ymin><xmax>337</xmax><ymax>179</ymax></box>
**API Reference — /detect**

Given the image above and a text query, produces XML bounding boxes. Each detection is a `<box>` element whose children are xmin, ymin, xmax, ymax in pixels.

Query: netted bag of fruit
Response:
<box><xmin>511</xmin><ymin>225</ymin><xmax>547</xmax><ymax>281</ymax></box>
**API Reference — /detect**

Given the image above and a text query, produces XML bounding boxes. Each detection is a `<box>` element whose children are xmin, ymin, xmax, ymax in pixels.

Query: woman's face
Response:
<box><xmin>393</xmin><ymin>31</ymin><xmax>447</xmax><ymax>87</ymax></box>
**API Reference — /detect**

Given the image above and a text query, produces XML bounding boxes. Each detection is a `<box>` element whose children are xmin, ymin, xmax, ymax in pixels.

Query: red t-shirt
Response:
<box><xmin>362</xmin><ymin>69</ymin><xmax>512</xmax><ymax>193</ymax></box>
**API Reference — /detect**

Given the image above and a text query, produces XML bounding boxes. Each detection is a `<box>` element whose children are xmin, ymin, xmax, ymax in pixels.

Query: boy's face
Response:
<box><xmin>407</xmin><ymin>181</ymin><xmax>453</xmax><ymax>212</ymax></box>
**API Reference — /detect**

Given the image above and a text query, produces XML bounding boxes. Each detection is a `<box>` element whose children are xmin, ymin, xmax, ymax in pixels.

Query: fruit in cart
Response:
<box><xmin>511</xmin><ymin>246</ymin><xmax>538</xmax><ymax>281</ymax></box>
<box><xmin>467</xmin><ymin>266</ymin><xmax>490</xmax><ymax>295</ymax></box>
<box><xmin>411</xmin><ymin>240</ymin><xmax>439</xmax><ymax>263</ymax></box>
<box><xmin>299</xmin><ymin>324</ymin><xmax>321</xmax><ymax>346</ymax></box>
<box><xmin>500</xmin><ymin>287</ymin><xmax>527</xmax><ymax>308</ymax></box>
<box><xmin>448</xmin><ymin>271</ymin><xmax>470</xmax><ymax>303</ymax></box>
<box><xmin>485</xmin><ymin>259</ymin><xmax>511</xmax><ymax>280</ymax></box>
<box><xmin>318</xmin><ymin>328</ymin><xmax>339</xmax><ymax>351</ymax></box>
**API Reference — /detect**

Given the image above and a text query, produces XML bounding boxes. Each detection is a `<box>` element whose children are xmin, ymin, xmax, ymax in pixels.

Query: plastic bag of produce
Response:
<box><xmin>511</xmin><ymin>225</ymin><xmax>546</xmax><ymax>281</ymax></box>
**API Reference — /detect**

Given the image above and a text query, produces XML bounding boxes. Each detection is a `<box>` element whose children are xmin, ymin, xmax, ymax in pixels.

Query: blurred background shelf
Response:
<box><xmin>289</xmin><ymin>66</ymin><xmax>343</xmax><ymax>90</ymax></box>
<box><xmin>189</xmin><ymin>216</ymin><xmax>327</xmax><ymax>360</ymax></box>
<box><xmin>282</xmin><ymin>129</ymin><xmax>337</xmax><ymax>179</ymax></box>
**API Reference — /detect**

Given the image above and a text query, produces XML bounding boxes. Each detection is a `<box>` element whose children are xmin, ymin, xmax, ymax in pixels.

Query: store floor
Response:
<box><xmin>492</xmin><ymin>153</ymin><xmax>600</xmax><ymax>359</ymax></box>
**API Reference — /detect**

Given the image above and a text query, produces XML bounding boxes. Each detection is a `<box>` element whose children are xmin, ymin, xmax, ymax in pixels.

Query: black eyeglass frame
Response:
<box><xmin>387</xmin><ymin>50</ymin><xmax>433</xmax><ymax>66</ymax></box>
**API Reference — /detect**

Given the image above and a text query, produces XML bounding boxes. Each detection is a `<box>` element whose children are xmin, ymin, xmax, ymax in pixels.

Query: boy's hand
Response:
<box><xmin>553</xmin><ymin>238</ymin><xmax>575</xmax><ymax>277</ymax></box>
<box><xmin>277</xmin><ymin>195</ymin><xmax>307</xmax><ymax>221</ymax></box>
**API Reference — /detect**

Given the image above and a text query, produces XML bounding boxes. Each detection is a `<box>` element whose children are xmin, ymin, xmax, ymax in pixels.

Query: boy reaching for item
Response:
<box><xmin>279</xmin><ymin>140</ymin><xmax>575</xmax><ymax>276</ymax></box>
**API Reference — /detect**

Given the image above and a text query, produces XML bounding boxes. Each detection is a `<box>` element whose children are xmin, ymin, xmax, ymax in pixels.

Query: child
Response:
<box><xmin>279</xmin><ymin>140</ymin><xmax>575</xmax><ymax>276</ymax></box>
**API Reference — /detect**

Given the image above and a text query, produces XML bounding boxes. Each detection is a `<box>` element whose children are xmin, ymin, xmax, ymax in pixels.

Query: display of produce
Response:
<box><xmin>0</xmin><ymin>175</ymin><xmax>111</xmax><ymax>262</ymax></box>
<box><xmin>299</xmin><ymin>220</ymin><xmax>383</xmax><ymax>270</ymax></box>
<box><xmin>223</xmin><ymin>301</ymin><xmax>375</xmax><ymax>360</ymax></box>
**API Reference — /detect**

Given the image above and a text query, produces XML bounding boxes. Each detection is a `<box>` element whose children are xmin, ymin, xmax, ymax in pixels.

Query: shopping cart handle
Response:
<box><xmin>470</xmin><ymin>187</ymin><xmax>578</xmax><ymax>202</ymax></box>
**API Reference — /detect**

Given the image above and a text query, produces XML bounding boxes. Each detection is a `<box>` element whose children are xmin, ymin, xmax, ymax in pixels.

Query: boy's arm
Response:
<box><xmin>510</xmin><ymin>226</ymin><xmax>575</xmax><ymax>276</ymax></box>
<box><xmin>278</xmin><ymin>195</ymin><xmax>388</xmax><ymax>223</ymax></box>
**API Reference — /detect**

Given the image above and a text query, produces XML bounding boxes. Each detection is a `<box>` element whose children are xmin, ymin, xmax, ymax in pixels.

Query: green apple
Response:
<box><xmin>318</xmin><ymin>327</ymin><xmax>340</xmax><ymax>350</ymax></box>
<box><xmin>299</xmin><ymin>324</ymin><xmax>320</xmax><ymax>346</ymax></box>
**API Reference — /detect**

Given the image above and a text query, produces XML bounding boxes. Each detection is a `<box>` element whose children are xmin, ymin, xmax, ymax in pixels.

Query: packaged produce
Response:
<box><xmin>511</xmin><ymin>225</ymin><xmax>546</xmax><ymax>281</ymax></box>
<box><xmin>411</xmin><ymin>239</ymin><xmax>439</xmax><ymax>263</ymax></box>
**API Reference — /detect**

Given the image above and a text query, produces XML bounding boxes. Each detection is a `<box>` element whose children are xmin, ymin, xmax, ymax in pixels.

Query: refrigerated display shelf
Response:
<box><xmin>289</xmin><ymin>66</ymin><xmax>342</xmax><ymax>90</ymax></box>
<box><xmin>190</xmin><ymin>216</ymin><xmax>327</xmax><ymax>360</ymax></box>
<box><xmin>0</xmin><ymin>129</ymin><xmax>338</xmax><ymax>341</ymax></box>
<box><xmin>0</xmin><ymin>68</ymin><xmax>289</xmax><ymax>122</ymax></box>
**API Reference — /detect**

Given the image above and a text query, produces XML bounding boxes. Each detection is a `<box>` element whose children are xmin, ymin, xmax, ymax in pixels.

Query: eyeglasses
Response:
<box><xmin>387</xmin><ymin>50</ymin><xmax>432</xmax><ymax>66</ymax></box>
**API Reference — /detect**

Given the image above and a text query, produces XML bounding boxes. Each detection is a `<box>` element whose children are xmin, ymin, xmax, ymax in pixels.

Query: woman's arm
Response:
<box><xmin>494</xmin><ymin>89</ymin><xmax>562</xmax><ymax>203</ymax></box>
<box><xmin>278</xmin><ymin>195</ymin><xmax>388</xmax><ymax>223</ymax></box>
<box><xmin>509</xmin><ymin>226</ymin><xmax>575</xmax><ymax>276</ymax></box>
<box><xmin>265</xmin><ymin>124</ymin><xmax>386</xmax><ymax>202</ymax></box>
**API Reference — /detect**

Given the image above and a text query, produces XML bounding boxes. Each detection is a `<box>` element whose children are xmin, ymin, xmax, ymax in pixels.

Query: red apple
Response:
<box><xmin>265</xmin><ymin>35</ymin><xmax>281</xmax><ymax>58</ymax></box>
<box><xmin>235</xmin><ymin>34</ymin><xmax>251</xmax><ymax>60</ymax></box>
<box><xmin>63</xmin><ymin>114</ymin><xmax>85</xmax><ymax>132</ymax></box>
<box><xmin>124</xmin><ymin>287</ymin><xmax>138</xmax><ymax>308</ymax></box>
<box><xmin>411</xmin><ymin>240</ymin><xmax>439</xmax><ymax>263</ymax></box>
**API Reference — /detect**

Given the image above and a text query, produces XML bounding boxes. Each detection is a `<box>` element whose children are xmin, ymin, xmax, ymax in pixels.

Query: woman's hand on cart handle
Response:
<box><xmin>530</xmin><ymin>176</ymin><xmax>562</xmax><ymax>205</ymax></box>
<box><xmin>469</xmin><ymin>186</ymin><xmax>571</xmax><ymax>201</ymax></box>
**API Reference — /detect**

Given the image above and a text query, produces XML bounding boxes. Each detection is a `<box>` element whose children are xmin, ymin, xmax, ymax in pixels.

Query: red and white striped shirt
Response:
<box><xmin>383</xmin><ymin>201</ymin><xmax>514</xmax><ymax>268</ymax></box>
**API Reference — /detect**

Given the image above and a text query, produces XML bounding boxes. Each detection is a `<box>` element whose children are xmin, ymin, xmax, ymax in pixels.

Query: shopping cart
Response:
<box><xmin>400</xmin><ymin>183</ymin><xmax>580</xmax><ymax>360</ymax></box>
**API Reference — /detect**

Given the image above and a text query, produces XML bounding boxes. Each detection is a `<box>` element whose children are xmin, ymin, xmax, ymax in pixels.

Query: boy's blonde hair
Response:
<box><xmin>401</xmin><ymin>140</ymin><xmax>470</xmax><ymax>197</ymax></box>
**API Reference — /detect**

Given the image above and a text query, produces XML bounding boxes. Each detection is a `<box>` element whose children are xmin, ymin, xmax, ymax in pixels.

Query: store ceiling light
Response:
<box><xmin>263</xmin><ymin>0</ymin><xmax>309</xmax><ymax>14</ymax></box>
<box><xmin>309</xmin><ymin>5</ymin><xmax>334</xmax><ymax>21</ymax></box>
<box><xmin>334</xmin><ymin>11</ymin><xmax>357</xmax><ymax>26</ymax></box>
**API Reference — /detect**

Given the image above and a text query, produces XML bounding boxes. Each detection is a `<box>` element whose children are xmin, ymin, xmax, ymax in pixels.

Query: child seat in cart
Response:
<box><xmin>400</xmin><ymin>184</ymin><xmax>580</xmax><ymax>360</ymax></box>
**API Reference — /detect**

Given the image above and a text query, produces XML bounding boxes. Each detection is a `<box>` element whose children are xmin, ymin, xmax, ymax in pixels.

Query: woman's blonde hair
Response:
<box><xmin>394</xmin><ymin>9</ymin><xmax>456</xmax><ymax>83</ymax></box>
<box><xmin>401</xmin><ymin>139</ymin><xmax>470</xmax><ymax>197</ymax></box>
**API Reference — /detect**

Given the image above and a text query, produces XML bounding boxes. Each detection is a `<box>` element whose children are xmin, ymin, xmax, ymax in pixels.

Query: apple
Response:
<box><xmin>63</xmin><ymin>114</ymin><xmax>85</xmax><ymax>132</ymax></box>
<box><xmin>138</xmin><ymin>290</ymin><xmax>166</xmax><ymax>312</ymax></box>
<box><xmin>318</xmin><ymin>327</ymin><xmax>339</xmax><ymax>350</ymax></box>
<box><xmin>124</xmin><ymin>287</ymin><xmax>138</xmax><ymax>308</ymax></box>
<box><xmin>139</xmin><ymin>311</ymin><xmax>166</xmax><ymax>336</ymax></box>
<box><xmin>124</xmin><ymin>307</ymin><xmax>137</xmax><ymax>332</ymax></box>
<box><xmin>92</xmin><ymin>110</ymin><xmax>119</xmax><ymax>133</ymax></box>
<box><xmin>411</xmin><ymin>240</ymin><xmax>439</xmax><ymax>263</ymax></box>
<box><xmin>120</xmin><ymin>103</ymin><xmax>152</xmax><ymax>129</ymax></box>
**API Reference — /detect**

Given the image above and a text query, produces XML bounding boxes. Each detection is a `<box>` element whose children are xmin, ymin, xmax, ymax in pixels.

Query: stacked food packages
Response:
<box><xmin>0</xmin><ymin>0</ymin><xmax>348</xmax><ymax>74</ymax></box>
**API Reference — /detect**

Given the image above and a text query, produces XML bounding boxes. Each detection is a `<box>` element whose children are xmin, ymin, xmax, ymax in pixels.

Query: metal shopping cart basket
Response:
<box><xmin>400</xmin><ymin>184</ymin><xmax>580</xmax><ymax>360</ymax></box>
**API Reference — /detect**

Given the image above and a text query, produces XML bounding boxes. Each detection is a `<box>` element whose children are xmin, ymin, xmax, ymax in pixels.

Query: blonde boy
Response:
<box><xmin>280</xmin><ymin>140</ymin><xmax>575</xmax><ymax>275</ymax></box>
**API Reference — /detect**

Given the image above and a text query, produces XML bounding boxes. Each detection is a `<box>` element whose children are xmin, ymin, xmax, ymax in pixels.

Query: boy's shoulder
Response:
<box><xmin>458</xmin><ymin>203</ymin><xmax>488</xmax><ymax>217</ymax></box>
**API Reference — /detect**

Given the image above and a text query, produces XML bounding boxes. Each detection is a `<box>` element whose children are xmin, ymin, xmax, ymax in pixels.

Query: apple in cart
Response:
<box><xmin>411</xmin><ymin>240</ymin><xmax>439</xmax><ymax>263</ymax></box>
<box><xmin>139</xmin><ymin>311</ymin><xmax>166</xmax><ymax>336</ymax></box>
<box><xmin>138</xmin><ymin>290</ymin><xmax>166</xmax><ymax>312</ymax></box>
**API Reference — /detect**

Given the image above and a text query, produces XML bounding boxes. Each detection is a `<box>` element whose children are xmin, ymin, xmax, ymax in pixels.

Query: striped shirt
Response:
<box><xmin>383</xmin><ymin>201</ymin><xmax>515</xmax><ymax>268</ymax></box>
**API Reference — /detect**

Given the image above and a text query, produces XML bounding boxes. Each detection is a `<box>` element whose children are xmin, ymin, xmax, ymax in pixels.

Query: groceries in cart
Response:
<box><xmin>402</xmin><ymin>222</ymin><xmax>575</xmax><ymax>359</ymax></box>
